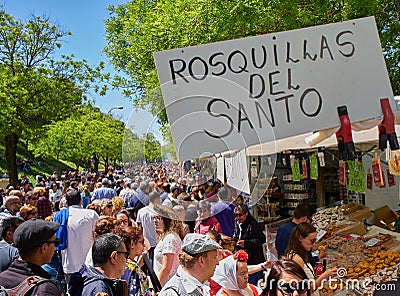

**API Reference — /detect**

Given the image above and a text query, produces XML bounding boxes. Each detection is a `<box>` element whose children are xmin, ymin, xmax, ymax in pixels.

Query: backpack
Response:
<box><xmin>52</xmin><ymin>208</ymin><xmax>69</xmax><ymax>251</ymax></box>
<box><xmin>0</xmin><ymin>276</ymin><xmax>53</xmax><ymax>296</ymax></box>
<box><xmin>67</xmin><ymin>272</ymin><xmax>128</xmax><ymax>296</ymax></box>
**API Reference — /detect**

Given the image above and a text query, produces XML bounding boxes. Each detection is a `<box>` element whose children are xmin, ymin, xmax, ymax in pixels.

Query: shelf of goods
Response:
<box><xmin>282</xmin><ymin>174</ymin><xmax>315</xmax><ymax>216</ymax></box>
<box><xmin>257</xmin><ymin>177</ymin><xmax>281</xmax><ymax>224</ymax></box>
<box><xmin>311</xmin><ymin>204</ymin><xmax>400</xmax><ymax>296</ymax></box>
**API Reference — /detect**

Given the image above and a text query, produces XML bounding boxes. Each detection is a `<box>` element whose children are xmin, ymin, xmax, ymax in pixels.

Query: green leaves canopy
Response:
<box><xmin>30</xmin><ymin>105</ymin><xmax>125</xmax><ymax>170</ymax></box>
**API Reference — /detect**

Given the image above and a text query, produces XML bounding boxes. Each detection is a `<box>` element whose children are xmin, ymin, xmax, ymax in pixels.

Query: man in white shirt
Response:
<box><xmin>136</xmin><ymin>191</ymin><xmax>160</xmax><ymax>262</ymax></box>
<box><xmin>61</xmin><ymin>189</ymin><xmax>99</xmax><ymax>283</ymax></box>
<box><xmin>159</xmin><ymin>233</ymin><xmax>221</xmax><ymax>296</ymax></box>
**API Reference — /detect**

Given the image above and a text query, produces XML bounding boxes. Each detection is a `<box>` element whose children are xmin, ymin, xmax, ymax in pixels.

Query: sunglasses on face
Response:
<box><xmin>31</xmin><ymin>198</ymin><xmax>38</xmax><ymax>201</ymax></box>
<box><xmin>46</xmin><ymin>239</ymin><xmax>60</xmax><ymax>247</ymax></box>
<box><xmin>278</xmin><ymin>281</ymin><xmax>308</xmax><ymax>295</ymax></box>
<box><xmin>116</xmin><ymin>250</ymin><xmax>129</xmax><ymax>259</ymax></box>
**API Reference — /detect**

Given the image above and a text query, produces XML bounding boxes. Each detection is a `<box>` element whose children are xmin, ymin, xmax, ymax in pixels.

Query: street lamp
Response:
<box><xmin>108</xmin><ymin>106</ymin><xmax>124</xmax><ymax>114</ymax></box>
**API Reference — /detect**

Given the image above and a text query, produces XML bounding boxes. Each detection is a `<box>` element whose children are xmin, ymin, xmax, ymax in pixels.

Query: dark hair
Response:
<box><xmin>261</xmin><ymin>258</ymin><xmax>309</xmax><ymax>296</ymax></box>
<box><xmin>234</xmin><ymin>203</ymin><xmax>249</xmax><ymax>214</ymax></box>
<box><xmin>92</xmin><ymin>233</ymin><xmax>124</xmax><ymax>267</ymax></box>
<box><xmin>0</xmin><ymin>216</ymin><xmax>24</xmax><ymax>239</ymax></box>
<box><xmin>293</xmin><ymin>203</ymin><xmax>315</xmax><ymax>220</ymax></box>
<box><xmin>65</xmin><ymin>189</ymin><xmax>81</xmax><ymax>206</ymax></box>
<box><xmin>206</xmin><ymin>229</ymin><xmax>222</xmax><ymax>244</ymax></box>
<box><xmin>284</xmin><ymin>222</ymin><xmax>316</xmax><ymax>262</ymax></box>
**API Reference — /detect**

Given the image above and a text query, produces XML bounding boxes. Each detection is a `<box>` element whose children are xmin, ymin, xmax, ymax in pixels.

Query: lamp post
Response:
<box><xmin>107</xmin><ymin>105</ymin><xmax>124</xmax><ymax>114</ymax></box>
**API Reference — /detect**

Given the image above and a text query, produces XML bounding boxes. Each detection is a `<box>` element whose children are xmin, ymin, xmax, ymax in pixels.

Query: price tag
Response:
<box><xmin>316</xmin><ymin>230</ymin><xmax>327</xmax><ymax>242</ymax></box>
<box><xmin>365</xmin><ymin>237</ymin><xmax>380</xmax><ymax>247</ymax></box>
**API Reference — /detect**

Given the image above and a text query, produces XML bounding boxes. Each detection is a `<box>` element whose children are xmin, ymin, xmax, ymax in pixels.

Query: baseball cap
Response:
<box><xmin>182</xmin><ymin>233</ymin><xmax>221</xmax><ymax>255</ymax></box>
<box><xmin>14</xmin><ymin>219</ymin><xmax>60</xmax><ymax>253</ymax></box>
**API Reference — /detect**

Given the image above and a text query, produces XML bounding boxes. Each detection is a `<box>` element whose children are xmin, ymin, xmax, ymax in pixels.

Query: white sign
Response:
<box><xmin>365</xmin><ymin>237</ymin><xmax>380</xmax><ymax>247</ymax></box>
<box><xmin>316</xmin><ymin>229</ymin><xmax>327</xmax><ymax>242</ymax></box>
<box><xmin>216</xmin><ymin>155</ymin><xmax>225</xmax><ymax>183</ymax></box>
<box><xmin>224</xmin><ymin>149</ymin><xmax>250</xmax><ymax>194</ymax></box>
<box><xmin>154</xmin><ymin>17</ymin><xmax>394</xmax><ymax>161</ymax></box>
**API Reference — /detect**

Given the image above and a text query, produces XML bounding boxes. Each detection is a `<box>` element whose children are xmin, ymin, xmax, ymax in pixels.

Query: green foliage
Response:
<box><xmin>122</xmin><ymin>129</ymin><xmax>161</xmax><ymax>163</ymax></box>
<box><xmin>104</xmin><ymin>0</ymin><xmax>400</xmax><ymax>126</ymax></box>
<box><xmin>29</xmin><ymin>104</ymin><xmax>125</xmax><ymax>170</ymax></box>
<box><xmin>0</xmin><ymin>10</ymin><xmax>108</xmax><ymax>184</ymax></box>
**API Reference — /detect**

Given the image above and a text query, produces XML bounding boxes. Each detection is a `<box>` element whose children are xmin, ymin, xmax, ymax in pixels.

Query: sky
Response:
<box><xmin>2</xmin><ymin>0</ymin><xmax>162</xmax><ymax>140</ymax></box>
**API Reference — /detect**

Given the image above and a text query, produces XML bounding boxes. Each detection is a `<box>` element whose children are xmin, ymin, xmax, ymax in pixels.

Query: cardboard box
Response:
<box><xmin>347</xmin><ymin>208</ymin><xmax>372</xmax><ymax>221</ymax></box>
<box><xmin>336</xmin><ymin>222</ymin><xmax>367</xmax><ymax>236</ymax></box>
<box><xmin>341</xmin><ymin>202</ymin><xmax>366</xmax><ymax>215</ymax></box>
<box><xmin>373</xmin><ymin>205</ymin><xmax>399</xmax><ymax>230</ymax></box>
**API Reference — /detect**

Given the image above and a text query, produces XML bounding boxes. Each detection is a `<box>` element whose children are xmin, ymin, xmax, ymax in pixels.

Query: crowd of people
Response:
<box><xmin>0</xmin><ymin>161</ymin><xmax>358</xmax><ymax>296</ymax></box>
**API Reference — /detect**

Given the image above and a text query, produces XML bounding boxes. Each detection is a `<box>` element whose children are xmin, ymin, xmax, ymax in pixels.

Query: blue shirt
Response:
<box><xmin>211</xmin><ymin>201</ymin><xmax>235</xmax><ymax>237</ymax></box>
<box><xmin>276</xmin><ymin>220</ymin><xmax>318</xmax><ymax>266</ymax></box>
<box><xmin>276</xmin><ymin>221</ymin><xmax>297</xmax><ymax>258</ymax></box>
<box><xmin>91</xmin><ymin>186</ymin><xmax>115</xmax><ymax>201</ymax></box>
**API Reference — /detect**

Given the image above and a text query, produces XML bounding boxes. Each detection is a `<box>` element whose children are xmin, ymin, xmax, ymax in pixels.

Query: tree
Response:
<box><xmin>121</xmin><ymin>130</ymin><xmax>161</xmax><ymax>163</ymax></box>
<box><xmin>122</xmin><ymin>129</ymin><xmax>145</xmax><ymax>163</ymax></box>
<box><xmin>30</xmin><ymin>104</ymin><xmax>124</xmax><ymax>171</ymax></box>
<box><xmin>0</xmin><ymin>11</ymin><xmax>106</xmax><ymax>185</ymax></box>
<box><xmin>143</xmin><ymin>132</ymin><xmax>162</xmax><ymax>162</ymax></box>
<box><xmin>104</xmin><ymin>0</ymin><xmax>400</xmax><ymax>126</ymax></box>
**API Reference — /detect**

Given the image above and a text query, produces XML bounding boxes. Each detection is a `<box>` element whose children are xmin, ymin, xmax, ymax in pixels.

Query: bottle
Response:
<box><xmin>315</xmin><ymin>262</ymin><xmax>324</xmax><ymax>276</ymax></box>
<box><xmin>251</xmin><ymin>158</ymin><xmax>258</xmax><ymax>179</ymax></box>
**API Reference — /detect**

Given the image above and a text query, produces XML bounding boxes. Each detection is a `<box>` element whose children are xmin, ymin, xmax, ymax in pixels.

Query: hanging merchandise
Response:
<box><xmin>310</xmin><ymin>155</ymin><xmax>318</xmax><ymax>180</ymax></box>
<box><xmin>387</xmin><ymin>169</ymin><xmax>396</xmax><ymax>187</ymax></box>
<box><xmin>338</xmin><ymin>160</ymin><xmax>346</xmax><ymax>186</ymax></box>
<box><xmin>378</xmin><ymin>98</ymin><xmax>400</xmax><ymax>176</ymax></box>
<box><xmin>317</xmin><ymin>152</ymin><xmax>325</xmax><ymax>167</ymax></box>
<box><xmin>389</xmin><ymin>150</ymin><xmax>400</xmax><ymax>176</ymax></box>
<box><xmin>347</xmin><ymin>160</ymin><xmax>365</xmax><ymax>194</ymax></box>
<box><xmin>290</xmin><ymin>154</ymin><xmax>296</xmax><ymax>167</ymax></box>
<box><xmin>335</xmin><ymin>106</ymin><xmax>356</xmax><ymax>161</ymax></box>
<box><xmin>372</xmin><ymin>153</ymin><xmax>385</xmax><ymax>187</ymax></box>
<box><xmin>251</xmin><ymin>158</ymin><xmax>258</xmax><ymax>179</ymax></box>
<box><xmin>302</xmin><ymin>159</ymin><xmax>308</xmax><ymax>179</ymax></box>
<box><xmin>292</xmin><ymin>159</ymin><xmax>301</xmax><ymax>182</ymax></box>
<box><xmin>367</xmin><ymin>170</ymin><xmax>373</xmax><ymax>190</ymax></box>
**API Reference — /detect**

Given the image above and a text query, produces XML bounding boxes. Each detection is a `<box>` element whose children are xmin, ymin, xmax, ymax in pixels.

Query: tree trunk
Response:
<box><xmin>93</xmin><ymin>154</ymin><xmax>99</xmax><ymax>173</ymax></box>
<box><xmin>104</xmin><ymin>155</ymin><xmax>109</xmax><ymax>173</ymax></box>
<box><xmin>395</xmin><ymin>0</ymin><xmax>400</xmax><ymax>20</ymax></box>
<box><xmin>5</xmin><ymin>133</ymin><xmax>19</xmax><ymax>187</ymax></box>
